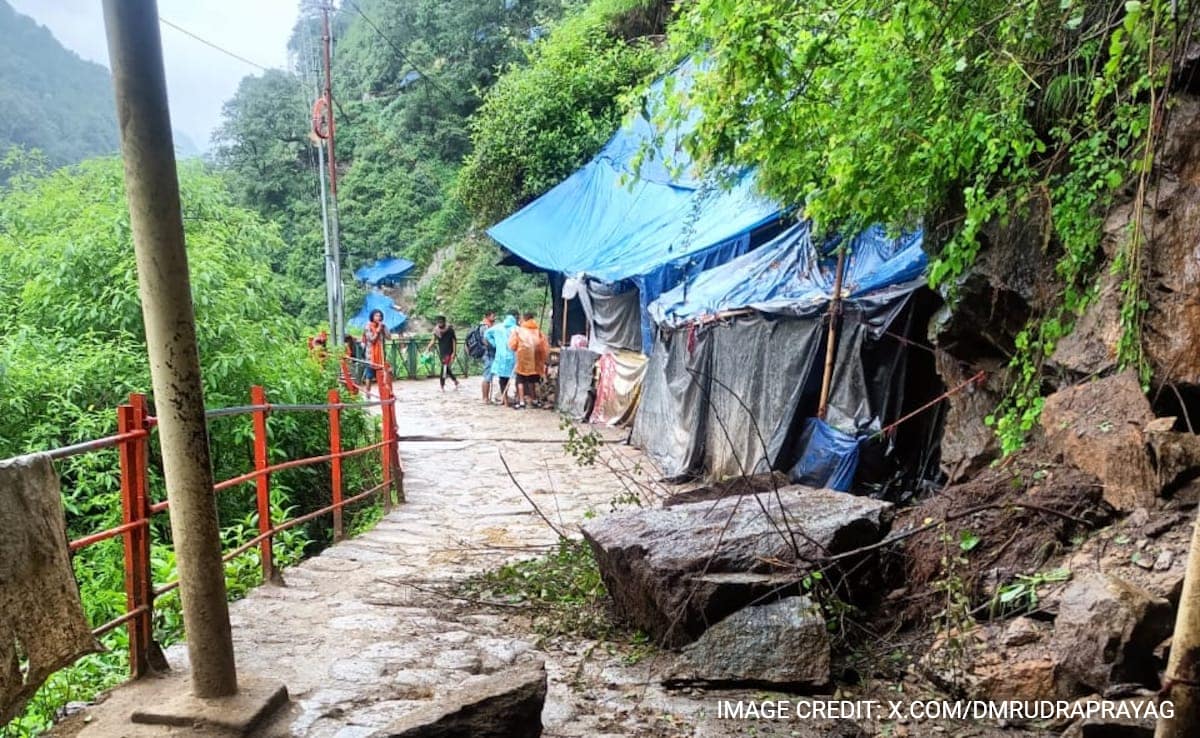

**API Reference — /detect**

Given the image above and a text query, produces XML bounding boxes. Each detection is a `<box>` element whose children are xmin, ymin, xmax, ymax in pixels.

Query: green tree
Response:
<box><xmin>665</xmin><ymin>0</ymin><xmax>1180</xmax><ymax>448</ymax></box>
<box><xmin>458</xmin><ymin>0</ymin><xmax>672</xmax><ymax>224</ymax></box>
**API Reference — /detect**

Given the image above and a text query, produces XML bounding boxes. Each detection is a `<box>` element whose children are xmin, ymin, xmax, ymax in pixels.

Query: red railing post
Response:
<box><xmin>118</xmin><ymin>394</ymin><xmax>154</xmax><ymax>677</ymax></box>
<box><xmin>389</xmin><ymin>368</ymin><xmax>404</xmax><ymax>503</ymax></box>
<box><xmin>328</xmin><ymin>388</ymin><xmax>344</xmax><ymax>542</ymax></box>
<box><xmin>250</xmin><ymin>385</ymin><xmax>274</xmax><ymax>583</ymax></box>
<box><xmin>378</xmin><ymin>366</ymin><xmax>395</xmax><ymax>511</ymax></box>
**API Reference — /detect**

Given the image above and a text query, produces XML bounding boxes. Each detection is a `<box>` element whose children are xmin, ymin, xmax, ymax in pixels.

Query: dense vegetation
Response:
<box><xmin>0</xmin><ymin>1</ymin><xmax>197</xmax><ymax>177</ymax></box>
<box><xmin>0</xmin><ymin>156</ymin><xmax>377</xmax><ymax>735</ymax></box>
<box><xmin>664</xmin><ymin>0</ymin><xmax>1185</xmax><ymax>449</ymax></box>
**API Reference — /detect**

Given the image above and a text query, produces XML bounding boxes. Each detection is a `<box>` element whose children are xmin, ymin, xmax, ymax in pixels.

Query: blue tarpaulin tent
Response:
<box><xmin>348</xmin><ymin>291</ymin><xmax>407</xmax><ymax>332</ymax></box>
<box><xmin>487</xmin><ymin>60</ymin><xmax>782</xmax><ymax>352</ymax></box>
<box><xmin>649</xmin><ymin>220</ymin><xmax>926</xmax><ymax>327</ymax></box>
<box><xmin>354</xmin><ymin>257</ymin><xmax>415</xmax><ymax>286</ymax></box>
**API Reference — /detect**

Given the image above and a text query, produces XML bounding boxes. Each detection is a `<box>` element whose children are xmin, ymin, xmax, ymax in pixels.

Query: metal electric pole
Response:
<box><xmin>321</xmin><ymin>5</ymin><xmax>345</xmax><ymax>345</ymax></box>
<box><xmin>102</xmin><ymin>0</ymin><xmax>238</xmax><ymax>698</ymax></box>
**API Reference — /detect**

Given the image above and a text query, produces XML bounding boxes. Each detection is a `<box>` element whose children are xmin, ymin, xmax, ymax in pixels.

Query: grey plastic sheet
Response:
<box><xmin>703</xmin><ymin>316</ymin><xmax>825</xmax><ymax>479</ymax></box>
<box><xmin>632</xmin><ymin>328</ymin><xmax>713</xmax><ymax>478</ymax></box>
<box><xmin>557</xmin><ymin>348</ymin><xmax>599</xmax><ymax>420</ymax></box>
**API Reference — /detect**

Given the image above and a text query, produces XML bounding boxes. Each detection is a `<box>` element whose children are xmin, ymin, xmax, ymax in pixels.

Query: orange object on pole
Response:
<box><xmin>250</xmin><ymin>386</ymin><xmax>274</xmax><ymax>583</ymax></box>
<box><xmin>327</xmin><ymin>388</ymin><xmax>344</xmax><ymax>542</ymax></box>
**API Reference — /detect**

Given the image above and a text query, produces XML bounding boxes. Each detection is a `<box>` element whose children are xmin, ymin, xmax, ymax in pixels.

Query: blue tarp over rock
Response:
<box><xmin>649</xmin><ymin>220</ymin><xmax>927</xmax><ymax>327</ymax></box>
<box><xmin>354</xmin><ymin>257</ymin><xmax>415</xmax><ymax>286</ymax></box>
<box><xmin>348</xmin><ymin>291</ymin><xmax>407</xmax><ymax>332</ymax></box>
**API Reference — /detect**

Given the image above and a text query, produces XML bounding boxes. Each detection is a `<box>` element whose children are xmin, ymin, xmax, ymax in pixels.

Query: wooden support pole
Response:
<box><xmin>102</xmin><ymin>0</ymin><xmax>237</xmax><ymax>698</ymax></box>
<box><xmin>816</xmin><ymin>249</ymin><xmax>847</xmax><ymax>420</ymax></box>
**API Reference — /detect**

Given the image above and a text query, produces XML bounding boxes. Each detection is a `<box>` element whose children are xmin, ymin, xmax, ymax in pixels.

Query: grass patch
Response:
<box><xmin>458</xmin><ymin>537</ymin><xmax>616</xmax><ymax>640</ymax></box>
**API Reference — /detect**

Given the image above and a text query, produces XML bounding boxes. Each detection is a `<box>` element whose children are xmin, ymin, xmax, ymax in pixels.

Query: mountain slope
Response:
<box><xmin>0</xmin><ymin>1</ymin><xmax>119</xmax><ymax>166</ymax></box>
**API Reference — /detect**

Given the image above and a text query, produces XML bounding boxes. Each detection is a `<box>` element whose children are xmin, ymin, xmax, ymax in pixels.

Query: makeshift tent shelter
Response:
<box><xmin>635</xmin><ymin>220</ymin><xmax>943</xmax><ymax>494</ymax></box>
<box><xmin>354</xmin><ymin>257</ymin><xmax>415</xmax><ymax>286</ymax></box>
<box><xmin>348</xmin><ymin>291</ymin><xmax>407</xmax><ymax>333</ymax></box>
<box><xmin>487</xmin><ymin>59</ymin><xmax>784</xmax><ymax>355</ymax></box>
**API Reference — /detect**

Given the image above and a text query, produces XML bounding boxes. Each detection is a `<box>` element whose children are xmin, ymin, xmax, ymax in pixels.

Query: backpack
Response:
<box><xmin>465</xmin><ymin>324</ymin><xmax>487</xmax><ymax>359</ymax></box>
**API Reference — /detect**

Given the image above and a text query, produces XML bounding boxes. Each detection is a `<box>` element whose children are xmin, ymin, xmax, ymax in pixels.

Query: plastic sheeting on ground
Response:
<box><xmin>649</xmin><ymin>221</ymin><xmax>926</xmax><ymax>329</ymax></box>
<box><xmin>353</xmin><ymin>257</ymin><xmax>415</xmax><ymax>286</ymax></box>
<box><xmin>789</xmin><ymin>418</ymin><xmax>861</xmax><ymax>491</ymax></box>
<box><xmin>557</xmin><ymin>348</ymin><xmax>599</xmax><ymax>420</ymax></box>
<box><xmin>347</xmin><ymin>291</ymin><xmax>407</xmax><ymax>333</ymax></box>
<box><xmin>487</xmin><ymin>60</ymin><xmax>781</xmax><ymax>353</ymax></box>
<box><xmin>592</xmin><ymin>351</ymin><xmax>648</xmax><ymax>427</ymax></box>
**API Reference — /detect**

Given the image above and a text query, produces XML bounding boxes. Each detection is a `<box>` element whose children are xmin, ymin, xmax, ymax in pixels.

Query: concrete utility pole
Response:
<box><xmin>102</xmin><ymin>0</ymin><xmax>238</xmax><ymax>698</ymax></box>
<box><xmin>321</xmin><ymin>5</ymin><xmax>345</xmax><ymax>345</ymax></box>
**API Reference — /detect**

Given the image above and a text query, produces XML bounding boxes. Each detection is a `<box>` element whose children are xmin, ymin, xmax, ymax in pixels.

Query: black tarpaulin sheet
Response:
<box><xmin>632</xmin><ymin>328</ymin><xmax>712</xmax><ymax>478</ymax></box>
<box><xmin>557</xmin><ymin>348</ymin><xmax>599</xmax><ymax>420</ymax></box>
<box><xmin>702</xmin><ymin>316</ymin><xmax>825</xmax><ymax>479</ymax></box>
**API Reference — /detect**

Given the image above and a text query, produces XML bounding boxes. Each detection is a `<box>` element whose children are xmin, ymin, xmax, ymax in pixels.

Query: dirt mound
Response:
<box><xmin>898</xmin><ymin>452</ymin><xmax>1111</xmax><ymax>622</ymax></box>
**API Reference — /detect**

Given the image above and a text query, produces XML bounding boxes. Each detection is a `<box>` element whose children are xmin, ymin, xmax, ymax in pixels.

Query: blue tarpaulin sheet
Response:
<box><xmin>649</xmin><ymin>220</ymin><xmax>927</xmax><ymax>327</ymax></box>
<box><xmin>789</xmin><ymin>418</ymin><xmax>862</xmax><ymax>492</ymax></box>
<box><xmin>486</xmin><ymin>60</ymin><xmax>782</xmax><ymax>352</ymax></box>
<box><xmin>348</xmin><ymin>291</ymin><xmax>407</xmax><ymax>332</ymax></box>
<box><xmin>354</xmin><ymin>257</ymin><xmax>415</xmax><ymax>286</ymax></box>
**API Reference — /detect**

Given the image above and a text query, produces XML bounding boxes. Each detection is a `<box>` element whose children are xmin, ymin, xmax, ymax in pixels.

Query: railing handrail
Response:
<box><xmin>13</xmin><ymin>368</ymin><xmax>404</xmax><ymax>680</ymax></box>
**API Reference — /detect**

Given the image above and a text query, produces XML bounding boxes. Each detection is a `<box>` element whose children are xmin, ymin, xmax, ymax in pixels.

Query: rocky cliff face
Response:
<box><xmin>933</xmin><ymin>89</ymin><xmax>1200</xmax><ymax>477</ymax></box>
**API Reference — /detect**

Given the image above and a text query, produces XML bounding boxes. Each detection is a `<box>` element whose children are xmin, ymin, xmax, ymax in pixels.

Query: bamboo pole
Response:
<box><xmin>102</xmin><ymin>0</ymin><xmax>238</xmax><ymax>697</ymax></box>
<box><xmin>1157</xmin><ymin>508</ymin><xmax>1200</xmax><ymax>737</ymax></box>
<box><xmin>816</xmin><ymin>249</ymin><xmax>847</xmax><ymax>420</ymax></box>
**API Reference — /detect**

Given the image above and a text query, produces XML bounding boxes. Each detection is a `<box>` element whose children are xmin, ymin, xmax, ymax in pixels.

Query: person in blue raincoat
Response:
<box><xmin>485</xmin><ymin>314</ymin><xmax>518</xmax><ymax>407</ymax></box>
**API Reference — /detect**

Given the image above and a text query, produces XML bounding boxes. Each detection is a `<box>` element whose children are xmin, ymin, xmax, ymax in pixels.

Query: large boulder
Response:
<box><xmin>1040</xmin><ymin>371</ymin><xmax>1158</xmax><ymax>511</ymax></box>
<box><xmin>665</xmin><ymin>596</ymin><xmax>831</xmax><ymax>691</ymax></box>
<box><xmin>582</xmin><ymin>486</ymin><xmax>892</xmax><ymax>647</ymax></box>
<box><xmin>373</xmin><ymin>661</ymin><xmax>546</xmax><ymax>738</ymax></box>
<box><xmin>1051</xmin><ymin>572</ymin><xmax>1173</xmax><ymax>694</ymax></box>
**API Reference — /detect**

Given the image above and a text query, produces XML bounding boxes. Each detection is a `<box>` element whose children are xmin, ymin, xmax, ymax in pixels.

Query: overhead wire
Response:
<box><xmin>158</xmin><ymin>17</ymin><xmax>276</xmax><ymax>72</ymax></box>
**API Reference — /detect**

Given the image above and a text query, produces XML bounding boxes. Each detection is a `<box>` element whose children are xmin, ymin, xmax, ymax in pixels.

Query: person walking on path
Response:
<box><xmin>427</xmin><ymin>316</ymin><xmax>459</xmax><ymax>391</ymax></box>
<box><xmin>508</xmin><ymin>312</ymin><xmax>549</xmax><ymax>409</ymax></box>
<box><xmin>361</xmin><ymin>309</ymin><xmax>388</xmax><ymax>397</ymax></box>
<box><xmin>486</xmin><ymin>314</ymin><xmax>518</xmax><ymax>407</ymax></box>
<box><xmin>477</xmin><ymin>311</ymin><xmax>497</xmax><ymax>404</ymax></box>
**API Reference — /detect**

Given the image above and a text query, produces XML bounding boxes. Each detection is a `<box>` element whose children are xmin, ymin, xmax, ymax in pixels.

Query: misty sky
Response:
<box><xmin>10</xmin><ymin>0</ymin><xmax>301</xmax><ymax>152</ymax></box>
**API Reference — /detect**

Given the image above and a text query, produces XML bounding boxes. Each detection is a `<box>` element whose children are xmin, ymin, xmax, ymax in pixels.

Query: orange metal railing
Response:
<box><xmin>40</xmin><ymin>365</ymin><xmax>403</xmax><ymax>679</ymax></box>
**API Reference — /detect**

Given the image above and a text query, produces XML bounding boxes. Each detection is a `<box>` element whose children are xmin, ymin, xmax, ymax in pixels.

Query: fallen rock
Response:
<box><xmin>1051</xmin><ymin>572</ymin><xmax>1172</xmax><ymax>694</ymax></box>
<box><xmin>933</xmin><ymin>352</ymin><xmax>1004</xmax><ymax>481</ymax></box>
<box><xmin>920</xmin><ymin>619</ymin><xmax>1072</xmax><ymax>702</ymax></box>
<box><xmin>582</xmin><ymin>486</ymin><xmax>892</xmax><ymax>646</ymax></box>
<box><xmin>373</xmin><ymin>661</ymin><xmax>546</xmax><ymax>738</ymax></box>
<box><xmin>665</xmin><ymin>596</ymin><xmax>830</xmax><ymax>691</ymax></box>
<box><xmin>663</xmin><ymin>471</ymin><xmax>791</xmax><ymax>507</ymax></box>
<box><xmin>1040</xmin><ymin>371</ymin><xmax>1157</xmax><ymax>511</ymax></box>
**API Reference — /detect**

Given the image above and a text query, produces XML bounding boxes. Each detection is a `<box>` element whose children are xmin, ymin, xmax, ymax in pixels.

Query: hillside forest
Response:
<box><xmin>1</xmin><ymin>0</ymin><xmax>1197</xmax><ymax>734</ymax></box>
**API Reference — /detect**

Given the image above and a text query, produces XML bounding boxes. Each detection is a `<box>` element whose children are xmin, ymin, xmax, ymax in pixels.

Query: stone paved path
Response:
<box><xmin>66</xmin><ymin>379</ymin><xmax>747</xmax><ymax>737</ymax></box>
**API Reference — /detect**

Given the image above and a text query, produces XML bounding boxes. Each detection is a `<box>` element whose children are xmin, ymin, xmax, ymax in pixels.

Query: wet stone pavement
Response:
<box><xmin>63</xmin><ymin>378</ymin><xmax>804</xmax><ymax>737</ymax></box>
